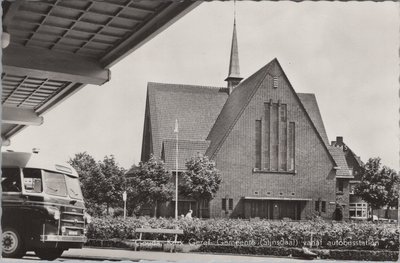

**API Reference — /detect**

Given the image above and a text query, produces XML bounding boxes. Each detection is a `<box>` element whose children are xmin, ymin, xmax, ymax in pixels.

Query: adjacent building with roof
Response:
<box><xmin>330</xmin><ymin>136</ymin><xmax>367</xmax><ymax>220</ymax></box>
<box><xmin>140</xmin><ymin>20</ymin><xmax>356</xmax><ymax>220</ymax></box>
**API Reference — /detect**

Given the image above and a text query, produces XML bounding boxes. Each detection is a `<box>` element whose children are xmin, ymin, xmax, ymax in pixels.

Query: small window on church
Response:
<box><xmin>315</xmin><ymin>201</ymin><xmax>319</xmax><ymax>212</ymax></box>
<box><xmin>280</xmin><ymin>104</ymin><xmax>287</xmax><ymax>122</ymax></box>
<box><xmin>321</xmin><ymin>201</ymin><xmax>326</xmax><ymax>213</ymax></box>
<box><xmin>273</xmin><ymin>77</ymin><xmax>278</xmax><ymax>88</ymax></box>
<box><xmin>255</xmin><ymin>120</ymin><xmax>262</xmax><ymax>169</ymax></box>
<box><xmin>222</xmin><ymin>198</ymin><xmax>226</xmax><ymax>211</ymax></box>
<box><xmin>228</xmin><ymin>199</ymin><xmax>233</xmax><ymax>210</ymax></box>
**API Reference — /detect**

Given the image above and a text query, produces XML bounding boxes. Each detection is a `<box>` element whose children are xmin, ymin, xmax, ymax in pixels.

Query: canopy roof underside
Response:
<box><xmin>1</xmin><ymin>0</ymin><xmax>201</xmax><ymax>143</ymax></box>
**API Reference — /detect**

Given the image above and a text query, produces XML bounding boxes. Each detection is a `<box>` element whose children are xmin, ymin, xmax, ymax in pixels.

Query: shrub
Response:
<box><xmin>86</xmin><ymin>217</ymin><xmax>399</xmax><ymax>251</ymax></box>
<box><xmin>113</xmin><ymin>207</ymin><xmax>124</xmax><ymax>218</ymax></box>
<box><xmin>85</xmin><ymin>201</ymin><xmax>106</xmax><ymax>217</ymax></box>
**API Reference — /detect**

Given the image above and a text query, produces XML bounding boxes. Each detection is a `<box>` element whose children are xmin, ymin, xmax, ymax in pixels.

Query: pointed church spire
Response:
<box><xmin>225</xmin><ymin>3</ymin><xmax>243</xmax><ymax>94</ymax></box>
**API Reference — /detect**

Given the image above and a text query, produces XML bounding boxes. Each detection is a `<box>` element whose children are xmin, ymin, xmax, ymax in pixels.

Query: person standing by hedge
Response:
<box><xmin>185</xmin><ymin>209</ymin><xmax>193</xmax><ymax>219</ymax></box>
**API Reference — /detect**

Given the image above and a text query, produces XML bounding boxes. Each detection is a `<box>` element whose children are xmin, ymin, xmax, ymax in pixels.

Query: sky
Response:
<box><xmin>8</xmin><ymin>1</ymin><xmax>399</xmax><ymax>171</ymax></box>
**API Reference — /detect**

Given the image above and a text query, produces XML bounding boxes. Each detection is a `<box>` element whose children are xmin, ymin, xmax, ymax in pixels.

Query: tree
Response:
<box><xmin>99</xmin><ymin>155</ymin><xmax>127</xmax><ymax>214</ymax></box>
<box><xmin>69</xmin><ymin>153</ymin><xmax>127</xmax><ymax>216</ymax></box>
<box><xmin>68</xmin><ymin>152</ymin><xmax>108</xmax><ymax>216</ymax></box>
<box><xmin>128</xmin><ymin>154</ymin><xmax>174</xmax><ymax>217</ymax></box>
<box><xmin>180</xmin><ymin>155</ymin><xmax>221</xmax><ymax>218</ymax></box>
<box><xmin>355</xmin><ymin>157</ymin><xmax>399</xmax><ymax>218</ymax></box>
<box><xmin>383</xmin><ymin>166</ymin><xmax>399</xmax><ymax>217</ymax></box>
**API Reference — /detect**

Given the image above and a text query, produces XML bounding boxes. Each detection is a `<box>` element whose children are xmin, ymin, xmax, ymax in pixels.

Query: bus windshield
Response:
<box><xmin>65</xmin><ymin>175</ymin><xmax>83</xmax><ymax>200</ymax></box>
<box><xmin>43</xmin><ymin>171</ymin><xmax>68</xmax><ymax>197</ymax></box>
<box><xmin>42</xmin><ymin>170</ymin><xmax>83</xmax><ymax>200</ymax></box>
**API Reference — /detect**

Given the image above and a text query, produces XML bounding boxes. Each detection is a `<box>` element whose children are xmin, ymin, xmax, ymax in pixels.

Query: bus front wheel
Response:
<box><xmin>2</xmin><ymin>227</ymin><xmax>26</xmax><ymax>258</ymax></box>
<box><xmin>34</xmin><ymin>247</ymin><xmax>64</xmax><ymax>261</ymax></box>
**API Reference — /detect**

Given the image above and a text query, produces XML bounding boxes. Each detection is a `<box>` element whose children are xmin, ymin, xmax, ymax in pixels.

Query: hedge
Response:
<box><xmin>87</xmin><ymin>217</ymin><xmax>399</xmax><ymax>251</ymax></box>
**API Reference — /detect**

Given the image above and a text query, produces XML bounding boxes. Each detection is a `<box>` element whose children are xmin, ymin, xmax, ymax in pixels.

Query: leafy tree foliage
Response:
<box><xmin>69</xmin><ymin>152</ymin><xmax>107</xmax><ymax>215</ymax></box>
<box><xmin>69</xmin><ymin>152</ymin><xmax>126</xmax><ymax>216</ymax></box>
<box><xmin>180</xmin><ymin>155</ymin><xmax>221</xmax><ymax>218</ymax></box>
<box><xmin>99</xmin><ymin>155</ymin><xmax>127</xmax><ymax>213</ymax></box>
<box><xmin>128</xmin><ymin>154</ymin><xmax>174</xmax><ymax>216</ymax></box>
<box><xmin>355</xmin><ymin>157</ymin><xmax>399</xmax><ymax>217</ymax></box>
<box><xmin>383</xmin><ymin>166</ymin><xmax>400</xmax><ymax>209</ymax></box>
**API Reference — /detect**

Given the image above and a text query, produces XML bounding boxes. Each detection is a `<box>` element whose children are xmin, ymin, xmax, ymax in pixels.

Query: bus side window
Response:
<box><xmin>1</xmin><ymin>168</ymin><xmax>22</xmax><ymax>192</ymax></box>
<box><xmin>23</xmin><ymin>168</ymin><xmax>42</xmax><ymax>193</ymax></box>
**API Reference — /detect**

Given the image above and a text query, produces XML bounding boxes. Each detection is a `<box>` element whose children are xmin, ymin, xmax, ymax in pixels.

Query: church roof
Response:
<box><xmin>146</xmin><ymin>82</ymin><xmax>228</xmax><ymax>159</ymax></box>
<box><xmin>144</xmin><ymin>59</ymin><xmax>339</xmax><ymax>170</ymax></box>
<box><xmin>162</xmin><ymin>139</ymin><xmax>210</xmax><ymax>171</ymax></box>
<box><xmin>297</xmin><ymin>93</ymin><xmax>330</xmax><ymax>145</ymax></box>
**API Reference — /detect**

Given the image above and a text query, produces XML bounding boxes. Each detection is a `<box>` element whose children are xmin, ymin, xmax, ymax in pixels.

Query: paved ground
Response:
<box><xmin>0</xmin><ymin>247</ymin><xmax>373</xmax><ymax>263</ymax></box>
<box><xmin>62</xmin><ymin>247</ymin><xmax>303</xmax><ymax>262</ymax></box>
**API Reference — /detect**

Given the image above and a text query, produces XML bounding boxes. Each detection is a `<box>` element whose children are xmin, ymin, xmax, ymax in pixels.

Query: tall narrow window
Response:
<box><xmin>271</xmin><ymin>104</ymin><xmax>279</xmax><ymax>170</ymax></box>
<box><xmin>280</xmin><ymin>104</ymin><xmax>287</xmax><ymax>170</ymax></box>
<box><xmin>280</xmin><ymin>104</ymin><xmax>287</xmax><ymax>122</ymax></box>
<box><xmin>228</xmin><ymin>199</ymin><xmax>233</xmax><ymax>210</ymax></box>
<box><xmin>222</xmin><ymin>198</ymin><xmax>226</xmax><ymax>211</ymax></box>
<box><xmin>264</xmin><ymin>103</ymin><xmax>270</xmax><ymax>169</ymax></box>
<box><xmin>321</xmin><ymin>201</ymin><xmax>326</xmax><ymax>213</ymax></box>
<box><xmin>315</xmin><ymin>201</ymin><xmax>319</xmax><ymax>212</ymax></box>
<box><xmin>255</xmin><ymin>101</ymin><xmax>295</xmax><ymax>173</ymax></box>
<box><xmin>255</xmin><ymin>120</ymin><xmax>262</xmax><ymax>169</ymax></box>
<box><xmin>288</xmin><ymin>122</ymin><xmax>295</xmax><ymax>171</ymax></box>
<box><xmin>338</xmin><ymin>180</ymin><xmax>344</xmax><ymax>192</ymax></box>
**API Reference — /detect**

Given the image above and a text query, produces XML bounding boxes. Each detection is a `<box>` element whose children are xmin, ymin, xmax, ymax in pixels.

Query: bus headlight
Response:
<box><xmin>46</xmin><ymin>206</ymin><xmax>60</xmax><ymax>220</ymax></box>
<box><xmin>84</xmin><ymin>212</ymin><xmax>92</xmax><ymax>224</ymax></box>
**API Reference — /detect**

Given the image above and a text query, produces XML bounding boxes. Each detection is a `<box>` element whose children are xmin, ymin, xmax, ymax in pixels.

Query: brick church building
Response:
<box><xmin>140</xmin><ymin>20</ymin><xmax>356</xmax><ymax>220</ymax></box>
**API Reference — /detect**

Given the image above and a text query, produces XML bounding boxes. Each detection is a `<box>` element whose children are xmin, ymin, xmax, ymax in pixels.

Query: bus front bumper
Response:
<box><xmin>41</xmin><ymin>235</ymin><xmax>87</xmax><ymax>243</ymax></box>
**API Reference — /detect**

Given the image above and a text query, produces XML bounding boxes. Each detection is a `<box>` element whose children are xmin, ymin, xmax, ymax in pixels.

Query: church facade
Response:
<box><xmin>140</xmin><ymin>22</ymin><xmax>355</xmax><ymax>220</ymax></box>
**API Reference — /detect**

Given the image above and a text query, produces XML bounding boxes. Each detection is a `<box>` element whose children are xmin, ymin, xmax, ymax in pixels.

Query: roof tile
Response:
<box><xmin>297</xmin><ymin>93</ymin><xmax>329</xmax><ymax>145</ymax></box>
<box><xmin>163</xmin><ymin>139</ymin><xmax>210</xmax><ymax>171</ymax></box>
<box><xmin>148</xmin><ymin>82</ymin><xmax>228</xmax><ymax>158</ymax></box>
<box><xmin>329</xmin><ymin>146</ymin><xmax>352</xmax><ymax>177</ymax></box>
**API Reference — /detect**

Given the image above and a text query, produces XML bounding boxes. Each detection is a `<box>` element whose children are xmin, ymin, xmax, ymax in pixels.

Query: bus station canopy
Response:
<box><xmin>1</xmin><ymin>0</ymin><xmax>201</xmax><ymax>145</ymax></box>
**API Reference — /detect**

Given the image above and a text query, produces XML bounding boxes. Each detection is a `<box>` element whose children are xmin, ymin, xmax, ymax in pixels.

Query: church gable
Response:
<box><xmin>209</xmin><ymin>58</ymin><xmax>336</xmax><ymax>172</ymax></box>
<box><xmin>206</xmin><ymin>60</ymin><xmax>274</xmax><ymax>157</ymax></box>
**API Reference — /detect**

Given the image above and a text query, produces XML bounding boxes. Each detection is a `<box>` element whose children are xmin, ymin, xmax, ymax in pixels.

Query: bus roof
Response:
<box><xmin>1</xmin><ymin>151</ymin><xmax>79</xmax><ymax>177</ymax></box>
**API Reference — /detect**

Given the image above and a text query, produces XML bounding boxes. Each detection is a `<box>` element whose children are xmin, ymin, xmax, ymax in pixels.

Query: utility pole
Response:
<box><xmin>174</xmin><ymin>119</ymin><xmax>179</xmax><ymax>220</ymax></box>
<box><xmin>122</xmin><ymin>191</ymin><xmax>127</xmax><ymax>220</ymax></box>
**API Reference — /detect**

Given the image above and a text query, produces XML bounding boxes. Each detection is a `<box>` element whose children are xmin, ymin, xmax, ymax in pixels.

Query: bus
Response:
<box><xmin>1</xmin><ymin>151</ymin><xmax>90</xmax><ymax>260</ymax></box>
